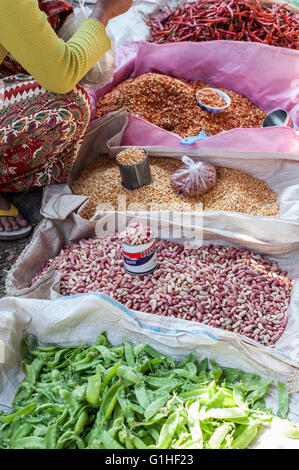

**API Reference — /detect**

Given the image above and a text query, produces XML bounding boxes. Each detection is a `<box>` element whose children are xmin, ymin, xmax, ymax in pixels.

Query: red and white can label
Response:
<box><xmin>122</xmin><ymin>239</ymin><xmax>157</xmax><ymax>275</ymax></box>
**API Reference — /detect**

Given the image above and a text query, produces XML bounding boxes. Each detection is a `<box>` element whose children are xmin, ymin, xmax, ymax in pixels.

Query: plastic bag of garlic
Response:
<box><xmin>5</xmin><ymin>204</ymin><xmax>299</xmax><ymax>370</ymax></box>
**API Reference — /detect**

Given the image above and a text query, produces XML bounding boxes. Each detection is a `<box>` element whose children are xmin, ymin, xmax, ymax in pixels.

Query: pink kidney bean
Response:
<box><xmin>32</xmin><ymin>237</ymin><xmax>293</xmax><ymax>348</ymax></box>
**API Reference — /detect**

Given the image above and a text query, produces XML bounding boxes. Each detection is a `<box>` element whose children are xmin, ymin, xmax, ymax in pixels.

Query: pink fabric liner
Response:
<box><xmin>93</xmin><ymin>40</ymin><xmax>299</xmax><ymax>155</ymax></box>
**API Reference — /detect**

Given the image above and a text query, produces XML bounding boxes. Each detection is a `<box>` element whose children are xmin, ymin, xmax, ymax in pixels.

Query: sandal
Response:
<box><xmin>0</xmin><ymin>203</ymin><xmax>32</xmax><ymax>240</ymax></box>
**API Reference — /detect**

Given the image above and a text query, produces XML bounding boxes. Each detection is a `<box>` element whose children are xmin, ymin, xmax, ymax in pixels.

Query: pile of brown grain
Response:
<box><xmin>72</xmin><ymin>156</ymin><xmax>279</xmax><ymax>220</ymax></box>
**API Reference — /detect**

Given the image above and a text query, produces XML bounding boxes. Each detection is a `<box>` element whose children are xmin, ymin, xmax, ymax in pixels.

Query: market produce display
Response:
<box><xmin>95</xmin><ymin>73</ymin><xmax>266</xmax><ymax>138</ymax></box>
<box><xmin>72</xmin><ymin>156</ymin><xmax>279</xmax><ymax>219</ymax></box>
<box><xmin>0</xmin><ymin>333</ymin><xmax>295</xmax><ymax>449</ymax></box>
<box><xmin>1</xmin><ymin>0</ymin><xmax>299</xmax><ymax>455</ymax></box>
<box><xmin>31</xmin><ymin>234</ymin><xmax>292</xmax><ymax>347</ymax></box>
<box><xmin>147</xmin><ymin>0</ymin><xmax>299</xmax><ymax>49</ymax></box>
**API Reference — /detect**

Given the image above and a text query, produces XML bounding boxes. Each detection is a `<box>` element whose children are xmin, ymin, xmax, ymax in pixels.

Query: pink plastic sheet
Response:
<box><xmin>92</xmin><ymin>40</ymin><xmax>299</xmax><ymax>156</ymax></box>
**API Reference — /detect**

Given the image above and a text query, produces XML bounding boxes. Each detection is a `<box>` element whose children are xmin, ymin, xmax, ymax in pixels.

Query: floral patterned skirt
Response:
<box><xmin>0</xmin><ymin>74</ymin><xmax>91</xmax><ymax>192</ymax></box>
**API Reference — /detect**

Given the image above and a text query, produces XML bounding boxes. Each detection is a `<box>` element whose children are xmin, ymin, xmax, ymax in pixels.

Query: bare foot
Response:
<box><xmin>0</xmin><ymin>194</ymin><xmax>29</xmax><ymax>232</ymax></box>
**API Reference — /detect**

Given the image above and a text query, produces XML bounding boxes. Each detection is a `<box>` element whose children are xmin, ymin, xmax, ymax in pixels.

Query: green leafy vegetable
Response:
<box><xmin>0</xmin><ymin>333</ymin><xmax>296</xmax><ymax>449</ymax></box>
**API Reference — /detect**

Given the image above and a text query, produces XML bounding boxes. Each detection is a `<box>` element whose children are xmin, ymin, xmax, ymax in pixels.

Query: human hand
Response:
<box><xmin>90</xmin><ymin>0</ymin><xmax>133</xmax><ymax>26</ymax></box>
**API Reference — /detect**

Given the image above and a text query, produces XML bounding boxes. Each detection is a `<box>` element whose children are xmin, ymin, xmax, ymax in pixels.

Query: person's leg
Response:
<box><xmin>0</xmin><ymin>73</ymin><xmax>91</xmax><ymax>234</ymax></box>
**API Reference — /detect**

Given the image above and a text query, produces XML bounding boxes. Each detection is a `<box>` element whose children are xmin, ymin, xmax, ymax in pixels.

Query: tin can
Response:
<box><xmin>262</xmin><ymin>109</ymin><xmax>298</xmax><ymax>130</ymax></box>
<box><xmin>122</xmin><ymin>238</ymin><xmax>157</xmax><ymax>275</ymax></box>
<box><xmin>116</xmin><ymin>148</ymin><xmax>153</xmax><ymax>191</ymax></box>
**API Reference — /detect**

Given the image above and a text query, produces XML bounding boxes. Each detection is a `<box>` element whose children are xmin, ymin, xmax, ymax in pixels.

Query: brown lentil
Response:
<box><xmin>95</xmin><ymin>73</ymin><xmax>266</xmax><ymax>137</ymax></box>
<box><xmin>116</xmin><ymin>147</ymin><xmax>146</xmax><ymax>166</ymax></box>
<box><xmin>31</xmin><ymin>237</ymin><xmax>292</xmax><ymax>347</ymax></box>
<box><xmin>72</xmin><ymin>156</ymin><xmax>279</xmax><ymax>219</ymax></box>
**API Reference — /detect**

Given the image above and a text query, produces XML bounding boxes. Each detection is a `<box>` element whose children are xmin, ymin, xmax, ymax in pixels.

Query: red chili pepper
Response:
<box><xmin>147</xmin><ymin>0</ymin><xmax>298</xmax><ymax>49</ymax></box>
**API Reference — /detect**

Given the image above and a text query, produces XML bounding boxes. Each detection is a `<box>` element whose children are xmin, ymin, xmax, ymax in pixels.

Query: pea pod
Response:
<box><xmin>205</xmin><ymin>390</ymin><xmax>225</xmax><ymax>410</ymax></box>
<box><xmin>13</xmin><ymin>436</ymin><xmax>46</xmax><ymax>449</ymax></box>
<box><xmin>134</xmin><ymin>384</ymin><xmax>150</xmax><ymax>409</ymax></box>
<box><xmin>96</xmin><ymin>335</ymin><xmax>107</xmax><ymax>346</ymax></box>
<box><xmin>133</xmin><ymin>436</ymin><xmax>149</xmax><ymax>449</ymax></box>
<box><xmin>46</xmin><ymin>349</ymin><xmax>69</xmax><ymax>369</ymax></box>
<box><xmin>179</xmin><ymin>388</ymin><xmax>209</xmax><ymax>402</ymax></box>
<box><xmin>199</xmin><ymin>407</ymin><xmax>247</xmax><ymax>421</ymax></box>
<box><xmin>117</xmin><ymin>389</ymin><xmax>134</xmax><ymax>421</ymax></box>
<box><xmin>45</xmin><ymin>424</ymin><xmax>57</xmax><ymax>449</ymax></box>
<box><xmin>124</xmin><ymin>340</ymin><xmax>135</xmax><ymax>368</ymax></box>
<box><xmin>100</xmin><ymin>362</ymin><xmax>121</xmax><ymax>393</ymax></box>
<box><xmin>100</xmin><ymin>430</ymin><xmax>124</xmax><ymax>449</ymax></box>
<box><xmin>57</xmin><ymin>431</ymin><xmax>85</xmax><ymax>449</ymax></box>
<box><xmin>129</xmin><ymin>402</ymin><xmax>144</xmax><ymax>415</ymax></box>
<box><xmin>73</xmin><ymin>351</ymin><xmax>98</xmax><ymax>368</ymax></box>
<box><xmin>145</xmin><ymin>376</ymin><xmax>177</xmax><ymax>388</ymax></box>
<box><xmin>74</xmin><ymin>410</ymin><xmax>89</xmax><ymax>434</ymax></box>
<box><xmin>98</xmin><ymin>380</ymin><xmax>123</xmax><ymax>421</ymax></box>
<box><xmin>138</xmin><ymin>358</ymin><xmax>151</xmax><ymax>374</ymax></box>
<box><xmin>187</xmin><ymin>401</ymin><xmax>203</xmax><ymax>447</ymax></box>
<box><xmin>59</xmin><ymin>389</ymin><xmax>78</xmax><ymax>415</ymax></box>
<box><xmin>144</xmin><ymin>394</ymin><xmax>169</xmax><ymax>421</ymax></box>
<box><xmin>95</xmin><ymin>345</ymin><xmax>118</xmax><ymax>365</ymax></box>
<box><xmin>109</xmin><ymin>345</ymin><xmax>124</xmax><ymax>355</ymax></box>
<box><xmin>116</xmin><ymin>365</ymin><xmax>139</xmax><ymax>384</ymax></box>
<box><xmin>133</xmin><ymin>343</ymin><xmax>146</xmax><ymax>356</ymax></box>
<box><xmin>277</xmin><ymin>381</ymin><xmax>289</xmax><ymax>419</ymax></box>
<box><xmin>174</xmin><ymin>363</ymin><xmax>197</xmax><ymax>379</ymax></box>
<box><xmin>86</xmin><ymin>373</ymin><xmax>102</xmax><ymax>405</ymax></box>
<box><xmin>23</xmin><ymin>358</ymin><xmax>43</xmax><ymax>384</ymax></box>
<box><xmin>118</xmin><ymin>428</ymin><xmax>126</xmax><ymax>444</ymax></box>
<box><xmin>231</xmin><ymin>424</ymin><xmax>258</xmax><ymax>449</ymax></box>
<box><xmin>158</xmin><ymin>411</ymin><xmax>181</xmax><ymax>449</ymax></box>
<box><xmin>0</xmin><ymin>403</ymin><xmax>37</xmax><ymax>423</ymax></box>
<box><xmin>209</xmin><ymin>424</ymin><xmax>231</xmax><ymax>449</ymax></box>
<box><xmin>125</xmin><ymin>436</ymin><xmax>135</xmax><ymax>449</ymax></box>
<box><xmin>10</xmin><ymin>423</ymin><xmax>33</xmax><ymax>440</ymax></box>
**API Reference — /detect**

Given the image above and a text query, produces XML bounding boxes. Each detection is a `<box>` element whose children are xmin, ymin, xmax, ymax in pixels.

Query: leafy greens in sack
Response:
<box><xmin>0</xmin><ymin>333</ymin><xmax>297</xmax><ymax>449</ymax></box>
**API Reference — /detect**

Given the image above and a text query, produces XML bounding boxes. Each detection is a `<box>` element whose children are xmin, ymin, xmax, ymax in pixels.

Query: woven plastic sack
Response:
<box><xmin>58</xmin><ymin>0</ymin><xmax>115</xmax><ymax>89</ymax></box>
<box><xmin>171</xmin><ymin>156</ymin><xmax>217</xmax><ymax>197</ymax></box>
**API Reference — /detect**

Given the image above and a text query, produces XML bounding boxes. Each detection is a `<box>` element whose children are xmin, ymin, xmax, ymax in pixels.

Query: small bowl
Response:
<box><xmin>196</xmin><ymin>88</ymin><xmax>231</xmax><ymax>114</ymax></box>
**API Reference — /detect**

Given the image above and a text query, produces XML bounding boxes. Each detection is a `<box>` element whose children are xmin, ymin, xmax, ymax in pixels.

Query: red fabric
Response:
<box><xmin>0</xmin><ymin>74</ymin><xmax>91</xmax><ymax>192</ymax></box>
<box><xmin>38</xmin><ymin>0</ymin><xmax>74</xmax><ymax>31</ymax></box>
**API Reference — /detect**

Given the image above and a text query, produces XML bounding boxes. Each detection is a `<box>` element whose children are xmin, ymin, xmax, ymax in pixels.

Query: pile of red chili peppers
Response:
<box><xmin>147</xmin><ymin>0</ymin><xmax>299</xmax><ymax>49</ymax></box>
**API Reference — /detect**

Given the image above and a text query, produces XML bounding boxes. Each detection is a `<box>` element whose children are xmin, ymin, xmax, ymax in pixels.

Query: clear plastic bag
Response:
<box><xmin>58</xmin><ymin>0</ymin><xmax>115</xmax><ymax>89</ymax></box>
<box><xmin>171</xmin><ymin>156</ymin><xmax>217</xmax><ymax>197</ymax></box>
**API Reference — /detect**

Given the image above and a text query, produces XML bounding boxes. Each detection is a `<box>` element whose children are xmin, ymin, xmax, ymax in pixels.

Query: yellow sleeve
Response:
<box><xmin>0</xmin><ymin>0</ymin><xmax>111</xmax><ymax>93</ymax></box>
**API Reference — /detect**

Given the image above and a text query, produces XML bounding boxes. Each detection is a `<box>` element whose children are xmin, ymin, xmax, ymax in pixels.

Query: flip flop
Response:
<box><xmin>0</xmin><ymin>203</ymin><xmax>32</xmax><ymax>240</ymax></box>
